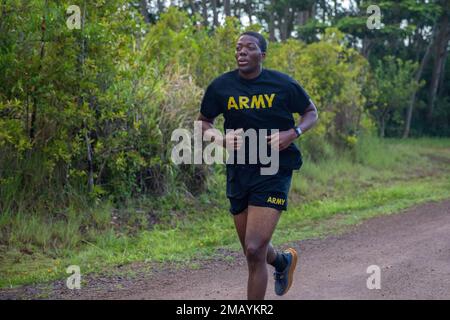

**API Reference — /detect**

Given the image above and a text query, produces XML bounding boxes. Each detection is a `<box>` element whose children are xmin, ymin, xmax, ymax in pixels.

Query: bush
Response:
<box><xmin>0</xmin><ymin>7</ymin><xmax>376</xmax><ymax>219</ymax></box>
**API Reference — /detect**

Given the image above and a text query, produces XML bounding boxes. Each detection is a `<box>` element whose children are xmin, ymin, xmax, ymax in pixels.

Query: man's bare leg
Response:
<box><xmin>233</xmin><ymin>209</ymin><xmax>278</xmax><ymax>264</ymax></box>
<box><xmin>232</xmin><ymin>205</ymin><xmax>281</xmax><ymax>299</ymax></box>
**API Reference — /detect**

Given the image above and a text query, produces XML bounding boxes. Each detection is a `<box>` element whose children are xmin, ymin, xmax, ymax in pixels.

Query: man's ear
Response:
<box><xmin>261</xmin><ymin>52</ymin><xmax>266</xmax><ymax>61</ymax></box>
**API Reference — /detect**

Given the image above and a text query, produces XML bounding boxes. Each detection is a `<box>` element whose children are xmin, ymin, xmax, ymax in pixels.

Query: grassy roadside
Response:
<box><xmin>1</xmin><ymin>137</ymin><xmax>450</xmax><ymax>288</ymax></box>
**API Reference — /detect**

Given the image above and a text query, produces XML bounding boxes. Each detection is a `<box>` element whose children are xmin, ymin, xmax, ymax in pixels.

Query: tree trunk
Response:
<box><xmin>245</xmin><ymin>0</ymin><xmax>253</xmax><ymax>25</ymax></box>
<box><xmin>78</xmin><ymin>1</ymin><xmax>94</xmax><ymax>192</ymax></box>
<box><xmin>201</xmin><ymin>0</ymin><xmax>208</xmax><ymax>26</ymax></box>
<box><xmin>362</xmin><ymin>36</ymin><xmax>373</xmax><ymax>58</ymax></box>
<box><xmin>30</xmin><ymin>0</ymin><xmax>48</xmax><ymax>141</ymax></box>
<box><xmin>403</xmin><ymin>26</ymin><xmax>436</xmax><ymax>138</ymax></box>
<box><xmin>84</xmin><ymin>129</ymin><xmax>94</xmax><ymax>193</ymax></box>
<box><xmin>280</xmin><ymin>6</ymin><xmax>295</xmax><ymax>41</ymax></box>
<box><xmin>311</xmin><ymin>2</ymin><xmax>317</xmax><ymax>19</ymax></box>
<box><xmin>437</xmin><ymin>49</ymin><xmax>448</xmax><ymax>98</ymax></box>
<box><xmin>156</xmin><ymin>0</ymin><xmax>164</xmax><ymax>14</ymax></box>
<box><xmin>211</xmin><ymin>0</ymin><xmax>219</xmax><ymax>27</ymax></box>
<box><xmin>377</xmin><ymin>104</ymin><xmax>390</xmax><ymax>138</ymax></box>
<box><xmin>379</xmin><ymin>113</ymin><xmax>387</xmax><ymax>138</ymax></box>
<box><xmin>296</xmin><ymin>10</ymin><xmax>310</xmax><ymax>26</ymax></box>
<box><xmin>224</xmin><ymin>0</ymin><xmax>231</xmax><ymax>17</ymax></box>
<box><xmin>269</xmin><ymin>12</ymin><xmax>276</xmax><ymax>41</ymax></box>
<box><xmin>427</xmin><ymin>12</ymin><xmax>449</xmax><ymax>122</ymax></box>
<box><xmin>280</xmin><ymin>7</ymin><xmax>290</xmax><ymax>41</ymax></box>
<box><xmin>286</xmin><ymin>8</ymin><xmax>295</xmax><ymax>38</ymax></box>
<box><xmin>0</xmin><ymin>0</ymin><xmax>7</xmax><ymax>32</ymax></box>
<box><xmin>188</xmin><ymin>0</ymin><xmax>196</xmax><ymax>15</ymax></box>
<box><xmin>139</xmin><ymin>0</ymin><xmax>150</xmax><ymax>23</ymax></box>
<box><xmin>234</xmin><ymin>0</ymin><xmax>242</xmax><ymax>22</ymax></box>
<box><xmin>321</xmin><ymin>0</ymin><xmax>327</xmax><ymax>23</ymax></box>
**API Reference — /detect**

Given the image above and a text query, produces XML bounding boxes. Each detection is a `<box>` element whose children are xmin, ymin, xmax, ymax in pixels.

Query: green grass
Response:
<box><xmin>1</xmin><ymin>137</ymin><xmax>450</xmax><ymax>288</ymax></box>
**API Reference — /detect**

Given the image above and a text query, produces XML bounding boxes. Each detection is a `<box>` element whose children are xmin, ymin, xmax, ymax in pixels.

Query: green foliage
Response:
<box><xmin>370</xmin><ymin>56</ymin><xmax>419</xmax><ymax>136</ymax></box>
<box><xmin>0</xmin><ymin>5</ymin><xmax>378</xmax><ymax>216</ymax></box>
<box><xmin>266</xmin><ymin>28</ymin><xmax>372</xmax><ymax>153</ymax></box>
<box><xmin>0</xmin><ymin>4</ymin><xmax>446</xmax><ymax>271</ymax></box>
<box><xmin>2</xmin><ymin>138</ymin><xmax>450</xmax><ymax>287</ymax></box>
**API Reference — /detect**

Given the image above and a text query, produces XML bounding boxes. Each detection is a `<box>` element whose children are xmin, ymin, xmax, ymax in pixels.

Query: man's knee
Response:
<box><xmin>245</xmin><ymin>242</ymin><xmax>268</xmax><ymax>262</ymax></box>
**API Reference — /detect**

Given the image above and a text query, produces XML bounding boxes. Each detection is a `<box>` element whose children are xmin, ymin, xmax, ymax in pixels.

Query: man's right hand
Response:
<box><xmin>198</xmin><ymin>114</ymin><xmax>244</xmax><ymax>151</ymax></box>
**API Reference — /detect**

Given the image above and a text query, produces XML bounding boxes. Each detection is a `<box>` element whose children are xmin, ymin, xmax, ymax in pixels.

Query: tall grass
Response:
<box><xmin>1</xmin><ymin>136</ymin><xmax>448</xmax><ymax>252</ymax></box>
<box><xmin>1</xmin><ymin>137</ymin><xmax>450</xmax><ymax>287</ymax></box>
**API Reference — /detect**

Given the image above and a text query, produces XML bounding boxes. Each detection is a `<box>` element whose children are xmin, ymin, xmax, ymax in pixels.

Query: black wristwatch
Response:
<box><xmin>293</xmin><ymin>126</ymin><xmax>303</xmax><ymax>138</ymax></box>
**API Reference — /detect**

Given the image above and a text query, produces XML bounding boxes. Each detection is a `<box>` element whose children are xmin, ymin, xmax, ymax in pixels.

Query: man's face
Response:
<box><xmin>235</xmin><ymin>35</ymin><xmax>265</xmax><ymax>74</ymax></box>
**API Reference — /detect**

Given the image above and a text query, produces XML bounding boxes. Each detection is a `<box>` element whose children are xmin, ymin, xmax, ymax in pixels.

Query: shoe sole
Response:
<box><xmin>283</xmin><ymin>248</ymin><xmax>298</xmax><ymax>295</ymax></box>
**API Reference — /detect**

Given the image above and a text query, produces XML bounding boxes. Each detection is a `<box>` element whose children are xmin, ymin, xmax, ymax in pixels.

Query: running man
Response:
<box><xmin>198</xmin><ymin>31</ymin><xmax>318</xmax><ymax>300</ymax></box>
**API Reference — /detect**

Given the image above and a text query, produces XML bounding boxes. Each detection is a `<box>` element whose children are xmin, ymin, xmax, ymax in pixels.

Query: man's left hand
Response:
<box><xmin>266</xmin><ymin>129</ymin><xmax>297</xmax><ymax>151</ymax></box>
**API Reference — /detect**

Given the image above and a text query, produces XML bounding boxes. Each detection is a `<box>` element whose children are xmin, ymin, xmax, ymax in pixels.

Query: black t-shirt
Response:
<box><xmin>200</xmin><ymin>68</ymin><xmax>311</xmax><ymax>170</ymax></box>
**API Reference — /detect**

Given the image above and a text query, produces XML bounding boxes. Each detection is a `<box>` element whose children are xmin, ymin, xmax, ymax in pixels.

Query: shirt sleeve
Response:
<box><xmin>287</xmin><ymin>80</ymin><xmax>311</xmax><ymax>115</ymax></box>
<box><xmin>200</xmin><ymin>82</ymin><xmax>222</xmax><ymax>119</ymax></box>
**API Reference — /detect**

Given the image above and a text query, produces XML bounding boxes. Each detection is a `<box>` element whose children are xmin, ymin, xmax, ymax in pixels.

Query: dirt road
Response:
<box><xmin>1</xmin><ymin>200</ymin><xmax>450</xmax><ymax>300</ymax></box>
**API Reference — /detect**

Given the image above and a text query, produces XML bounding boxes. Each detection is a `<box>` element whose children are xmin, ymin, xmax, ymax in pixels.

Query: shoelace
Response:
<box><xmin>274</xmin><ymin>272</ymin><xmax>285</xmax><ymax>280</ymax></box>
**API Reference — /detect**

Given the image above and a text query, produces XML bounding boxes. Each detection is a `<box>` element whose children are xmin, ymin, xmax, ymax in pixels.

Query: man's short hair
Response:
<box><xmin>240</xmin><ymin>31</ymin><xmax>267</xmax><ymax>53</ymax></box>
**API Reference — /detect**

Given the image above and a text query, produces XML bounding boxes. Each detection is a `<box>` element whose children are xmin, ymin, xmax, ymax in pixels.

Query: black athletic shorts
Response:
<box><xmin>226</xmin><ymin>165</ymin><xmax>293</xmax><ymax>215</ymax></box>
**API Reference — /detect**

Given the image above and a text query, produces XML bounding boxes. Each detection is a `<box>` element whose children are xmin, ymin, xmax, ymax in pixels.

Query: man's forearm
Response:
<box><xmin>298</xmin><ymin>110</ymin><xmax>318</xmax><ymax>134</ymax></box>
<box><xmin>285</xmin><ymin>105</ymin><xmax>318</xmax><ymax>140</ymax></box>
<box><xmin>200</xmin><ymin>120</ymin><xmax>225</xmax><ymax>147</ymax></box>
